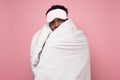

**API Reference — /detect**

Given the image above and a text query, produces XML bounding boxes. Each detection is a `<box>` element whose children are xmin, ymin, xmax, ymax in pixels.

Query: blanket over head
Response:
<box><xmin>30</xmin><ymin>19</ymin><xmax>91</xmax><ymax>80</ymax></box>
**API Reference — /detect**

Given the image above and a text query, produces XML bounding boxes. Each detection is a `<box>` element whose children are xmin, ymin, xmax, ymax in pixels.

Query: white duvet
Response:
<box><xmin>30</xmin><ymin>19</ymin><xmax>91</xmax><ymax>80</ymax></box>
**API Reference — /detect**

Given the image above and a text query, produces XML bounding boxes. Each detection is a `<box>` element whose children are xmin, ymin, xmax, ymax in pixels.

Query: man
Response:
<box><xmin>30</xmin><ymin>5</ymin><xmax>91</xmax><ymax>80</ymax></box>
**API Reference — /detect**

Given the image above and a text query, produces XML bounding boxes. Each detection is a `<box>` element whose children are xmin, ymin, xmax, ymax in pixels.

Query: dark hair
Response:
<box><xmin>46</xmin><ymin>5</ymin><xmax>68</xmax><ymax>15</ymax></box>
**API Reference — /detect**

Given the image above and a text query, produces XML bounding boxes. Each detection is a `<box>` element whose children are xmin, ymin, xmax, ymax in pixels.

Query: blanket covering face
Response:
<box><xmin>30</xmin><ymin>19</ymin><xmax>91</xmax><ymax>80</ymax></box>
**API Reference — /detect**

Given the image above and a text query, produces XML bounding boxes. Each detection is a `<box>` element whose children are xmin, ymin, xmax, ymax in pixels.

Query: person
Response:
<box><xmin>30</xmin><ymin>5</ymin><xmax>91</xmax><ymax>80</ymax></box>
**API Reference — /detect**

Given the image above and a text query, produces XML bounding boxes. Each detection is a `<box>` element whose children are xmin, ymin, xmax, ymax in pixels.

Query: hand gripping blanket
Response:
<box><xmin>30</xmin><ymin>19</ymin><xmax>91</xmax><ymax>80</ymax></box>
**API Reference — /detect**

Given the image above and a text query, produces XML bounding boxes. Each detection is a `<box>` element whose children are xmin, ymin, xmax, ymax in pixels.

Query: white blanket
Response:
<box><xmin>30</xmin><ymin>19</ymin><xmax>91</xmax><ymax>80</ymax></box>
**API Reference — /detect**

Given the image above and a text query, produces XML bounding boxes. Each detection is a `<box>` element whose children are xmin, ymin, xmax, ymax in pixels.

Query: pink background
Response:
<box><xmin>0</xmin><ymin>0</ymin><xmax>120</xmax><ymax>80</ymax></box>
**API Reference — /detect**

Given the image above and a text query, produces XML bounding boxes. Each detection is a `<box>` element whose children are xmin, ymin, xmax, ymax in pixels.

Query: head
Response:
<box><xmin>46</xmin><ymin>5</ymin><xmax>68</xmax><ymax>30</ymax></box>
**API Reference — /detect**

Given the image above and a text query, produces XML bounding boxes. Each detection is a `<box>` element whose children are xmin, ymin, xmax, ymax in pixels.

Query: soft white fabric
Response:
<box><xmin>46</xmin><ymin>9</ymin><xmax>68</xmax><ymax>23</ymax></box>
<box><xmin>30</xmin><ymin>19</ymin><xmax>91</xmax><ymax>80</ymax></box>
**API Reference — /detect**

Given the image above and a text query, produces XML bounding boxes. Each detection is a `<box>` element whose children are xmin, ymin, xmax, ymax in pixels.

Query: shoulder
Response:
<box><xmin>31</xmin><ymin>24</ymin><xmax>48</xmax><ymax>43</ymax></box>
<box><xmin>32</xmin><ymin>29</ymin><xmax>41</xmax><ymax>39</ymax></box>
<box><xmin>31</xmin><ymin>28</ymin><xmax>41</xmax><ymax>47</ymax></box>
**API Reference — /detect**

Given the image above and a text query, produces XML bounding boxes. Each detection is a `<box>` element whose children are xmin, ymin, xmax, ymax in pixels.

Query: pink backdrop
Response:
<box><xmin>0</xmin><ymin>0</ymin><xmax>120</xmax><ymax>80</ymax></box>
